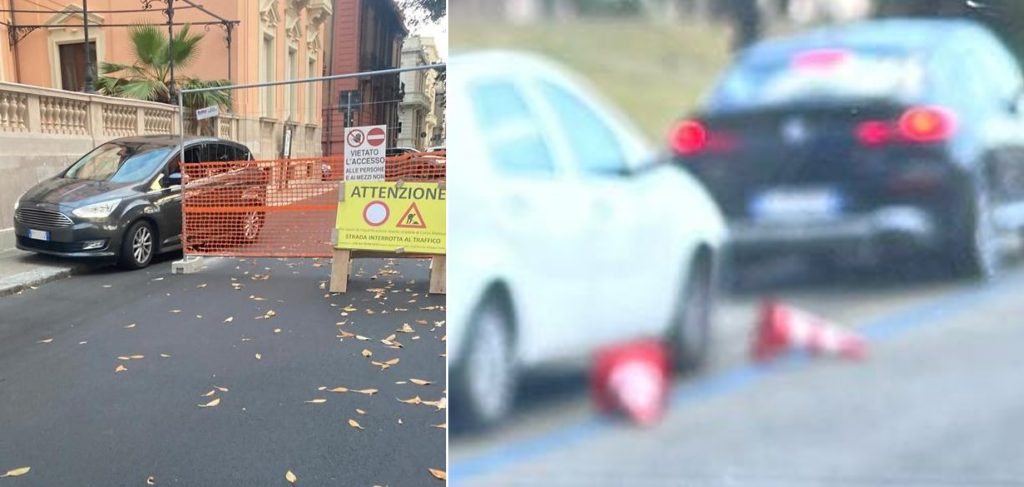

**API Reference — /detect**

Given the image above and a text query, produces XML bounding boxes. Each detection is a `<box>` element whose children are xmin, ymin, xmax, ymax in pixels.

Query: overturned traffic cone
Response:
<box><xmin>591</xmin><ymin>340</ymin><xmax>670</xmax><ymax>426</ymax></box>
<box><xmin>751</xmin><ymin>300</ymin><xmax>867</xmax><ymax>362</ymax></box>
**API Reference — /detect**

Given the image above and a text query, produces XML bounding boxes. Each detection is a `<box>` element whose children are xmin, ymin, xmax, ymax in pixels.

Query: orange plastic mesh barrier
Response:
<box><xmin>181</xmin><ymin>151</ymin><xmax>446</xmax><ymax>257</ymax></box>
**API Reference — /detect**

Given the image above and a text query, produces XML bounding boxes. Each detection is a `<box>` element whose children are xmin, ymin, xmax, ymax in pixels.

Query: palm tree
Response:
<box><xmin>98</xmin><ymin>24</ymin><xmax>232</xmax><ymax>119</ymax></box>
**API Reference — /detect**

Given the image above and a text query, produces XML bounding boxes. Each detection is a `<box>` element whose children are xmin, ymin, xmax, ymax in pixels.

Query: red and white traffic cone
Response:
<box><xmin>751</xmin><ymin>300</ymin><xmax>867</xmax><ymax>362</ymax></box>
<box><xmin>591</xmin><ymin>340</ymin><xmax>670</xmax><ymax>426</ymax></box>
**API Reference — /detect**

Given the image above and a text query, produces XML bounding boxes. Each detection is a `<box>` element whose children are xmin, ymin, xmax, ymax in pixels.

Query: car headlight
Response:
<box><xmin>72</xmin><ymin>198</ymin><xmax>122</xmax><ymax>219</ymax></box>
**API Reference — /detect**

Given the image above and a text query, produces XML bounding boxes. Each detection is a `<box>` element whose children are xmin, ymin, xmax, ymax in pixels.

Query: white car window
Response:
<box><xmin>537</xmin><ymin>81</ymin><xmax>628</xmax><ymax>176</ymax></box>
<box><xmin>470</xmin><ymin>80</ymin><xmax>556</xmax><ymax>177</ymax></box>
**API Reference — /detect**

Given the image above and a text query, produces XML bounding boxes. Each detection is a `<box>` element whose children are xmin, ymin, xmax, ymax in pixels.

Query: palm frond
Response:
<box><xmin>170</xmin><ymin>24</ymin><xmax>205</xmax><ymax>69</ymax></box>
<box><xmin>119</xmin><ymin>78</ymin><xmax>169</xmax><ymax>103</ymax></box>
<box><xmin>179</xmin><ymin>77</ymin><xmax>233</xmax><ymax>112</ymax></box>
<box><xmin>129</xmin><ymin>24</ymin><xmax>168</xmax><ymax>71</ymax></box>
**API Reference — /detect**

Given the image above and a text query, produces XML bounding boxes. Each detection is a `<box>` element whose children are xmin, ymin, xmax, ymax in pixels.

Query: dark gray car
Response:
<box><xmin>14</xmin><ymin>135</ymin><xmax>254</xmax><ymax>269</ymax></box>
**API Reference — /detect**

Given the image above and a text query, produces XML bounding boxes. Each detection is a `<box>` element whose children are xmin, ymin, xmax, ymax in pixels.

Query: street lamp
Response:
<box><xmin>83</xmin><ymin>0</ymin><xmax>94</xmax><ymax>92</ymax></box>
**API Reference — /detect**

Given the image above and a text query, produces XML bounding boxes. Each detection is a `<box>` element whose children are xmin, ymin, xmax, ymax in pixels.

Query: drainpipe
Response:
<box><xmin>9</xmin><ymin>0</ymin><xmax>21</xmax><ymax>83</ymax></box>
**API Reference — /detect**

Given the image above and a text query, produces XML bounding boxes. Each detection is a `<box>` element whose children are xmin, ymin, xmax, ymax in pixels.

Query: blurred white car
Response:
<box><xmin>448</xmin><ymin>51</ymin><xmax>727</xmax><ymax>426</ymax></box>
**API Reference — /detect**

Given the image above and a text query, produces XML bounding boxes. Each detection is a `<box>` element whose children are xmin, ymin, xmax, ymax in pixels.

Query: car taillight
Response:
<box><xmin>899</xmin><ymin>106</ymin><xmax>956</xmax><ymax>143</ymax></box>
<box><xmin>671</xmin><ymin>120</ymin><xmax>707</xmax><ymax>156</ymax></box>
<box><xmin>855</xmin><ymin>120</ymin><xmax>892</xmax><ymax>146</ymax></box>
<box><xmin>855</xmin><ymin>106</ymin><xmax>956</xmax><ymax>147</ymax></box>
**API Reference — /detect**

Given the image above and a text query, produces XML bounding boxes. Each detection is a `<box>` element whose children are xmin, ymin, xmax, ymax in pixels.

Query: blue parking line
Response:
<box><xmin>450</xmin><ymin>274</ymin><xmax>1024</xmax><ymax>484</ymax></box>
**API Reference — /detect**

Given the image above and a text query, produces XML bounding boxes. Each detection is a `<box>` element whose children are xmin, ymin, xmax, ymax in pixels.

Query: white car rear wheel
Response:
<box><xmin>456</xmin><ymin>297</ymin><xmax>517</xmax><ymax>428</ymax></box>
<box><xmin>670</xmin><ymin>255</ymin><xmax>714</xmax><ymax>371</ymax></box>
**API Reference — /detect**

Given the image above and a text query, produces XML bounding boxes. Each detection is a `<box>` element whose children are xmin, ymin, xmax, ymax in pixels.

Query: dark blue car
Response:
<box><xmin>672</xmin><ymin>19</ymin><xmax>1024</xmax><ymax>279</ymax></box>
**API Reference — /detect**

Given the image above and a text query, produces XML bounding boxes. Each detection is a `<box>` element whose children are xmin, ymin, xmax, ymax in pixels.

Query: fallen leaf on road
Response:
<box><xmin>129</xmin><ymin>355</ymin><xmax>144</xmax><ymax>360</ymax></box>
<box><xmin>337</xmin><ymin>331</ymin><xmax>355</xmax><ymax>338</ymax></box>
<box><xmin>215</xmin><ymin>385</ymin><xmax>229</xmax><ymax>392</ymax></box>
<box><xmin>348</xmin><ymin>419</ymin><xmax>364</xmax><ymax>430</ymax></box>
<box><xmin>398</xmin><ymin>396</ymin><xmax>422</xmax><ymax>405</ymax></box>
<box><xmin>429</xmin><ymin>469</ymin><xmax>446</xmax><ymax>481</ymax></box>
<box><xmin>381</xmin><ymin>334</ymin><xmax>397</xmax><ymax>343</ymax></box>
<box><xmin>285</xmin><ymin>470</ymin><xmax>297</xmax><ymax>484</ymax></box>
<box><xmin>241</xmin><ymin>337</ymin><xmax>253</xmax><ymax>342</ymax></box>
<box><xmin>355</xmin><ymin>335</ymin><xmax>370</xmax><ymax>341</ymax></box>
<box><xmin>223</xmin><ymin>316</ymin><xmax>233</xmax><ymax>323</ymax></box>
<box><xmin>196</xmin><ymin>315</ymin><xmax>203</xmax><ymax>319</ymax></box>
<box><xmin>146</xmin><ymin>475</ymin><xmax>156</xmax><ymax>485</ymax></box>
<box><xmin>385</xmin><ymin>358</ymin><xmax>399</xmax><ymax>366</ymax></box>
<box><xmin>355</xmin><ymin>388</ymin><xmax>378</xmax><ymax>395</ymax></box>
<box><xmin>328</xmin><ymin>386</ymin><xmax>349</xmax><ymax>393</ymax></box>
<box><xmin>305</xmin><ymin>398</ymin><xmax>327</xmax><ymax>404</ymax></box>
<box><xmin>433</xmin><ymin>423</ymin><xmax>447</xmax><ymax>429</ymax></box>
<box><xmin>202</xmin><ymin>389</ymin><xmax>216</xmax><ymax>397</ymax></box>
<box><xmin>398</xmin><ymin>418</ymin><xmax>403</xmax><ymax>424</ymax></box>
<box><xmin>79</xmin><ymin>341</ymin><xmax>88</xmax><ymax>345</ymax></box>
<box><xmin>356</xmin><ymin>408</ymin><xmax>365</xmax><ymax>415</ymax></box>
<box><xmin>37</xmin><ymin>338</ymin><xmax>53</xmax><ymax>344</ymax></box>
<box><xmin>198</xmin><ymin>398</ymin><xmax>221</xmax><ymax>408</ymax></box>
<box><xmin>103</xmin><ymin>284</ymin><xmax>112</xmax><ymax>288</ymax></box>
<box><xmin>409</xmin><ymin>379</ymin><xmax>432</xmax><ymax>386</ymax></box>
<box><xmin>124</xmin><ymin>323</ymin><xmax>136</xmax><ymax>329</ymax></box>
<box><xmin>361</xmin><ymin>349</ymin><xmax>372</xmax><ymax>357</ymax></box>
<box><xmin>197</xmin><ymin>283</ymin><xmax>207</xmax><ymax>288</ymax></box>
<box><xmin>160</xmin><ymin>353</ymin><xmax>171</xmax><ymax>358</ymax></box>
<box><xmin>415</xmin><ymin>320</ymin><xmax>427</xmax><ymax>325</ymax></box>
<box><xmin>422</xmin><ymin>397</ymin><xmax>447</xmax><ymax>410</ymax></box>
<box><xmin>395</xmin><ymin>381</ymin><xmax>407</xmax><ymax>385</ymax></box>
<box><xmin>1</xmin><ymin>467</ymin><xmax>30</xmax><ymax>478</ymax></box>
<box><xmin>398</xmin><ymin>323</ymin><xmax>415</xmax><ymax>333</ymax></box>
<box><xmin>152</xmin><ymin>277</ymin><xmax>164</xmax><ymax>281</ymax></box>
<box><xmin>273</xmin><ymin>328</ymin><xmax>282</xmax><ymax>334</ymax></box>
<box><xmin>115</xmin><ymin>364</ymin><xmax>127</xmax><ymax>373</ymax></box>
<box><xmin>170</xmin><ymin>309</ymin><xmax>181</xmax><ymax>313</ymax></box>
<box><xmin>343</xmin><ymin>306</ymin><xmax>357</xmax><ymax>312</ymax></box>
<box><xmin>254</xmin><ymin>353</ymin><xmax>262</xmax><ymax>360</ymax></box>
<box><xmin>117</xmin><ymin>356</ymin><xmax>131</xmax><ymax>360</ymax></box>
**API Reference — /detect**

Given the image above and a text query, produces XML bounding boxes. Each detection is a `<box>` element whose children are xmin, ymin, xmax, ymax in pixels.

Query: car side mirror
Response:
<box><xmin>162</xmin><ymin>172</ymin><xmax>182</xmax><ymax>187</ymax></box>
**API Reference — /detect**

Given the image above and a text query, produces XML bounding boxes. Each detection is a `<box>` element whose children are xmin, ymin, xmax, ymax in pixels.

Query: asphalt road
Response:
<box><xmin>0</xmin><ymin>255</ymin><xmax>446</xmax><ymax>486</ymax></box>
<box><xmin>450</xmin><ymin>259</ymin><xmax>1024</xmax><ymax>486</ymax></box>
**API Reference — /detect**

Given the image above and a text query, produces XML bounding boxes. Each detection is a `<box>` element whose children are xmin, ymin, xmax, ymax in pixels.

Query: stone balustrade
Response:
<box><xmin>0</xmin><ymin>81</ymin><xmax>180</xmax><ymax>139</ymax></box>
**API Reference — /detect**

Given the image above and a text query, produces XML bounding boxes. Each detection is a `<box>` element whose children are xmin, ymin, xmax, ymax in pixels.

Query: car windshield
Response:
<box><xmin>710</xmin><ymin>47</ymin><xmax>925</xmax><ymax>110</ymax></box>
<box><xmin>64</xmin><ymin>142</ymin><xmax>174</xmax><ymax>183</ymax></box>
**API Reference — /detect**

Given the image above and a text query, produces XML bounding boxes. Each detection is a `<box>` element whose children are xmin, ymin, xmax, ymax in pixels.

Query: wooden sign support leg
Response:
<box><xmin>429</xmin><ymin>255</ymin><xmax>446</xmax><ymax>295</ymax></box>
<box><xmin>330</xmin><ymin>249</ymin><xmax>351</xmax><ymax>293</ymax></box>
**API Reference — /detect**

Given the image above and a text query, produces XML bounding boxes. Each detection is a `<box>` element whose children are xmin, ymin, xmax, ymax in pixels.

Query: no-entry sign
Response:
<box><xmin>344</xmin><ymin>124</ymin><xmax>387</xmax><ymax>181</ymax></box>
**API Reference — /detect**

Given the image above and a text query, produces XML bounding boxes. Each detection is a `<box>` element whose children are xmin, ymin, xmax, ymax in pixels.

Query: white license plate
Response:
<box><xmin>28</xmin><ymin>229</ymin><xmax>50</xmax><ymax>241</ymax></box>
<box><xmin>751</xmin><ymin>187</ymin><xmax>842</xmax><ymax>222</ymax></box>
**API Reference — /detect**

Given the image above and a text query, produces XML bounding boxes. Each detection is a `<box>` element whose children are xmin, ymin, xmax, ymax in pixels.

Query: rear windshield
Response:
<box><xmin>709</xmin><ymin>47</ymin><xmax>925</xmax><ymax>111</ymax></box>
<box><xmin>64</xmin><ymin>142</ymin><xmax>174</xmax><ymax>183</ymax></box>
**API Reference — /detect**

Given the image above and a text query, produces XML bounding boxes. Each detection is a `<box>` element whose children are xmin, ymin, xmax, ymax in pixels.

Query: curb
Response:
<box><xmin>0</xmin><ymin>264</ymin><xmax>83</xmax><ymax>298</ymax></box>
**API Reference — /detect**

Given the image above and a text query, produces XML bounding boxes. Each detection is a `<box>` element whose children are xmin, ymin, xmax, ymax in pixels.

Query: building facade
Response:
<box><xmin>0</xmin><ymin>0</ymin><xmax>333</xmax><ymax>158</ymax></box>
<box><xmin>321</xmin><ymin>0</ymin><xmax>406</xmax><ymax>156</ymax></box>
<box><xmin>396</xmin><ymin>35</ymin><xmax>439</xmax><ymax>150</ymax></box>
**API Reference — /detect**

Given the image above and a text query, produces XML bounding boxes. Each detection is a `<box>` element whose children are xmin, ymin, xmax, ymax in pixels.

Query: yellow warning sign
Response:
<box><xmin>334</xmin><ymin>181</ymin><xmax>445</xmax><ymax>254</ymax></box>
<box><xmin>396</xmin><ymin>203</ymin><xmax>426</xmax><ymax>229</ymax></box>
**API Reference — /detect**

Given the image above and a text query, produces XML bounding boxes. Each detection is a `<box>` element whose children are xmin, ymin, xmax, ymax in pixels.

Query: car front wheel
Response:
<box><xmin>119</xmin><ymin>220</ymin><xmax>155</xmax><ymax>269</ymax></box>
<box><xmin>453</xmin><ymin>295</ymin><xmax>517</xmax><ymax>429</ymax></box>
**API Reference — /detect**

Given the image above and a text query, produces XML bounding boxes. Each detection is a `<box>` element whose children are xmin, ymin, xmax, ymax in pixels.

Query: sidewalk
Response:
<box><xmin>0</xmin><ymin>250</ymin><xmax>92</xmax><ymax>297</ymax></box>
